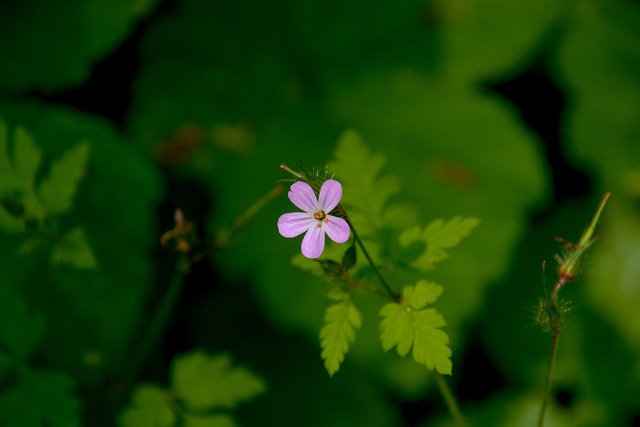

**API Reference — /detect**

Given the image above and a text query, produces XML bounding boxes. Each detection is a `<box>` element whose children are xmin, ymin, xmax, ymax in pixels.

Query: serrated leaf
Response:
<box><xmin>380</xmin><ymin>282</ymin><xmax>452</xmax><ymax>375</ymax></box>
<box><xmin>184</xmin><ymin>414</ymin><xmax>237</xmax><ymax>427</ymax></box>
<box><xmin>0</xmin><ymin>286</ymin><xmax>44</xmax><ymax>361</ymax></box>
<box><xmin>171</xmin><ymin>351</ymin><xmax>266</xmax><ymax>411</ymax></box>
<box><xmin>328</xmin><ymin>129</ymin><xmax>400</xmax><ymax>234</ymax></box>
<box><xmin>0</xmin><ymin>370</ymin><xmax>80</xmax><ymax>427</ymax></box>
<box><xmin>11</xmin><ymin>127</ymin><xmax>41</xmax><ymax>191</ymax></box>
<box><xmin>38</xmin><ymin>142</ymin><xmax>89</xmax><ymax>215</ymax></box>
<box><xmin>50</xmin><ymin>227</ymin><xmax>97</xmax><ymax>269</ymax></box>
<box><xmin>320</xmin><ymin>289</ymin><xmax>362</xmax><ymax>376</ymax></box>
<box><xmin>399</xmin><ymin>216</ymin><xmax>479</xmax><ymax>272</ymax></box>
<box><xmin>119</xmin><ymin>385</ymin><xmax>175</xmax><ymax>427</ymax></box>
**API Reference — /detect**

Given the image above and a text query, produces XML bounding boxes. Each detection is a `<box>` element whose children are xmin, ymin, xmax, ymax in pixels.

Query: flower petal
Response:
<box><xmin>318</xmin><ymin>179</ymin><xmax>342</xmax><ymax>212</ymax></box>
<box><xmin>301</xmin><ymin>225</ymin><xmax>325</xmax><ymax>258</ymax></box>
<box><xmin>288</xmin><ymin>181</ymin><xmax>319</xmax><ymax>213</ymax></box>
<box><xmin>278</xmin><ymin>212</ymin><xmax>315</xmax><ymax>238</ymax></box>
<box><xmin>324</xmin><ymin>215</ymin><xmax>350</xmax><ymax>243</ymax></box>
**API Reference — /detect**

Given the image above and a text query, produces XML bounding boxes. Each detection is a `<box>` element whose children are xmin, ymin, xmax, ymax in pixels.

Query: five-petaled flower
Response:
<box><xmin>277</xmin><ymin>179</ymin><xmax>350</xmax><ymax>258</ymax></box>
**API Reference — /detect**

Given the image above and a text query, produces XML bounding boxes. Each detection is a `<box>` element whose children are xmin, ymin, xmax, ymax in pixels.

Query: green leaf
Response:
<box><xmin>38</xmin><ymin>141</ymin><xmax>90</xmax><ymax>215</ymax></box>
<box><xmin>380</xmin><ymin>281</ymin><xmax>452</xmax><ymax>375</ymax></box>
<box><xmin>0</xmin><ymin>370</ymin><xmax>80</xmax><ymax>427</ymax></box>
<box><xmin>328</xmin><ymin>129</ymin><xmax>400</xmax><ymax>234</ymax></box>
<box><xmin>171</xmin><ymin>351</ymin><xmax>266</xmax><ymax>411</ymax></box>
<box><xmin>10</xmin><ymin>127</ymin><xmax>41</xmax><ymax>191</ymax></box>
<box><xmin>0</xmin><ymin>207</ymin><xmax>25</xmax><ymax>233</ymax></box>
<box><xmin>183</xmin><ymin>414</ymin><xmax>236</xmax><ymax>427</ymax></box>
<box><xmin>119</xmin><ymin>385</ymin><xmax>175</xmax><ymax>427</ymax></box>
<box><xmin>399</xmin><ymin>216</ymin><xmax>480</xmax><ymax>272</ymax></box>
<box><xmin>0</xmin><ymin>286</ymin><xmax>44</xmax><ymax>361</ymax></box>
<box><xmin>50</xmin><ymin>227</ymin><xmax>97</xmax><ymax>269</ymax></box>
<box><xmin>320</xmin><ymin>289</ymin><xmax>362</xmax><ymax>377</ymax></box>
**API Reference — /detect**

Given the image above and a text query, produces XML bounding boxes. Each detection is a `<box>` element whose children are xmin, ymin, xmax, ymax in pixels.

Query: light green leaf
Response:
<box><xmin>320</xmin><ymin>289</ymin><xmax>362</xmax><ymax>377</ymax></box>
<box><xmin>183</xmin><ymin>414</ymin><xmax>237</xmax><ymax>427</ymax></box>
<box><xmin>399</xmin><ymin>216</ymin><xmax>480</xmax><ymax>271</ymax></box>
<box><xmin>119</xmin><ymin>385</ymin><xmax>175</xmax><ymax>427</ymax></box>
<box><xmin>38</xmin><ymin>142</ymin><xmax>90</xmax><ymax>215</ymax></box>
<box><xmin>0</xmin><ymin>370</ymin><xmax>80</xmax><ymax>427</ymax></box>
<box><xmin>171</xmin><ymin>351</ymin><xmax>266</xmax><ymax>411</ymax></box>
<box><xmin>50</xmin><ymin>227</ymin><xmax>97</xmax><ymax>269</ymax></box>
<box><xmin>380</xmin><ymin>282</ymin><xmax>452</xmax><ymax>375</ymax></box>
<box><xmin>0</xmin><ymin>286</ymin><xmax>44</xmax><ymax>361</ymax></box>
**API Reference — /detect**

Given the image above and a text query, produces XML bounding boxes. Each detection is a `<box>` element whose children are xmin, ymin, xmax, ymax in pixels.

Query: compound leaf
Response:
<box><xmin>320</xmin><ymin>289</ymin><xmax>362</xmax><ymax>377</ymax></box>
<box><xmin>38</xmin><ymin>142</ymin><xmax>90</xmax><ymax>215</ymax></box>
<box><xmin>119</xmin><ymin>385</ymin><xmax>175</xmax><ymax>427</ymax></box>
<box><xmin>380</xmin><ymin>281</ymin><xmax>452</xmax><ymax>375</ymax></box>
<box><xmin>0</xmin><ymin>370</ymin><xmax>80</xmax><ymax>427</ymax></box>
<box><xmin>399</xmin><ymin>216</ymin><xmax>479</xmax><ymax>271</ymax></box>
<box><xmin>171</xmin><ymin>351</ymin><xmax>265</xmax><ymax>411</ymax></box>
<box><xmin>50</xmin><ymin>227</ymin><xmax>97</xmax><ymax>269</ymax></box>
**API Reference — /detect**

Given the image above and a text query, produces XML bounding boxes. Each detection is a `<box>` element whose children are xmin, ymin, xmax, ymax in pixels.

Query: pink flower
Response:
<box><xmin>278</xmin><ymin>179</ymin><xmax>350</xmax><ymax>258</ymax></box>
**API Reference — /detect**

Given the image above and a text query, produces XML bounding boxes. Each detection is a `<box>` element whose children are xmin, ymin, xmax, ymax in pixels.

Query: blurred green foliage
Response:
<box><xmin>0</xmin><ymin>0</ymin><xmax>639</xmax><ymax>426</ymax></box>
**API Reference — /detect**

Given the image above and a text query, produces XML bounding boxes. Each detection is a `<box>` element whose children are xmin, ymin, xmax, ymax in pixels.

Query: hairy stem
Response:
<box><xmin>538</xmin><ymin>319</ymin><xmax>560</xmax><ymax>427</ymax></box>
<box><xmin>434</xmin><ymin>371</ymin><xmax>467</xmax><ymax>427</ymax></box>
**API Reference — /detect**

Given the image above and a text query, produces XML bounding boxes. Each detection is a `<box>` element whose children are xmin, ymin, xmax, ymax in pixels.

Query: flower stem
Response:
<box><xmin>434</xmin><ymin>371</ymin><xmax>467</xmax><ymax>427</ymax></box>
<box><xmin>124</xmin><ymin>268</ymin><xmax>185</xmax><ymax>388</ymax></box>
<box><xmin>538</xmin><ymin>320</ymin><xmax>560</xmax><ymax>427</ymax></box>
<box><xmin>342</xmin><ymin>213</ymin><xmax>397</xmax><ymax>300</ymax></box>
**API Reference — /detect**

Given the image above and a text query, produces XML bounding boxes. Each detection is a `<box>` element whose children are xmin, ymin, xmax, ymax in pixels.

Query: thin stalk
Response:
<box><xmin>125</xmin><ymin>269</ymin><xmax>185</xmax><ymax>386</ymax></box>
<box><xmin>434</xmin><ymin>371</ymin><xmax>467</xmax><ymax>427</ymax></box>
<box><xmin>538</xmin><ymin>321</ymin><xmax>560</xmax><ymax>427</ymax></box>
<box><xmin>345</xmin><ymin>216</ymin><xmax>397</xmax><ymax>300</ymax></box>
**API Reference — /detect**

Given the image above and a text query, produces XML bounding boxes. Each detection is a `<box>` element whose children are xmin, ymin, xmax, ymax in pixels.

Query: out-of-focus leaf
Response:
<box><xmin>0</xmin><ymin>102</ymin><xmax>162</xmax><ymax>375</ymax></box>
<box><xmin>50</xmin><ymin>227</ymin><xmax>97</xmax><ymax>269</ymax></box>
<box><xmin>38</xmin><ymin>142</ymin><xmax>89</xmax><ymax>215</ymax></box>
<box><xmin>399</xmin><ymin>217</ymin><xmax>480</xmax><ymax>272</ymax></box>
<box><xmin>119</xmin><ymin>385</ymin><xmax>175</xmax><ymax>427</ymax></box>
<box><xmin>0</xmin><ymin>0</ymin><xmax>158</xmax><ymax>92</ymax></box>
<box><xmin>435</xmin><ymin>0</ymin><xmax>562</xmax><ymax>81</ymax></box>
<box><xmin>0</xmin><ymin>286</ymin><xmax>44</xmax><ymax>361</ymax></box>
<box><xmin>0</xmin><ymin>370</ymin><xmax>80</xmax><ymax>427</ymax></box>
<box><xmin>171</xmin><ymin>351</ymin><xmax>266</xmax><ymax>411</ymax></box>
<box><xmin>183</xmin><ymin>414</ymin><xmax>236</xmax><ymax>427</ymax></box>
